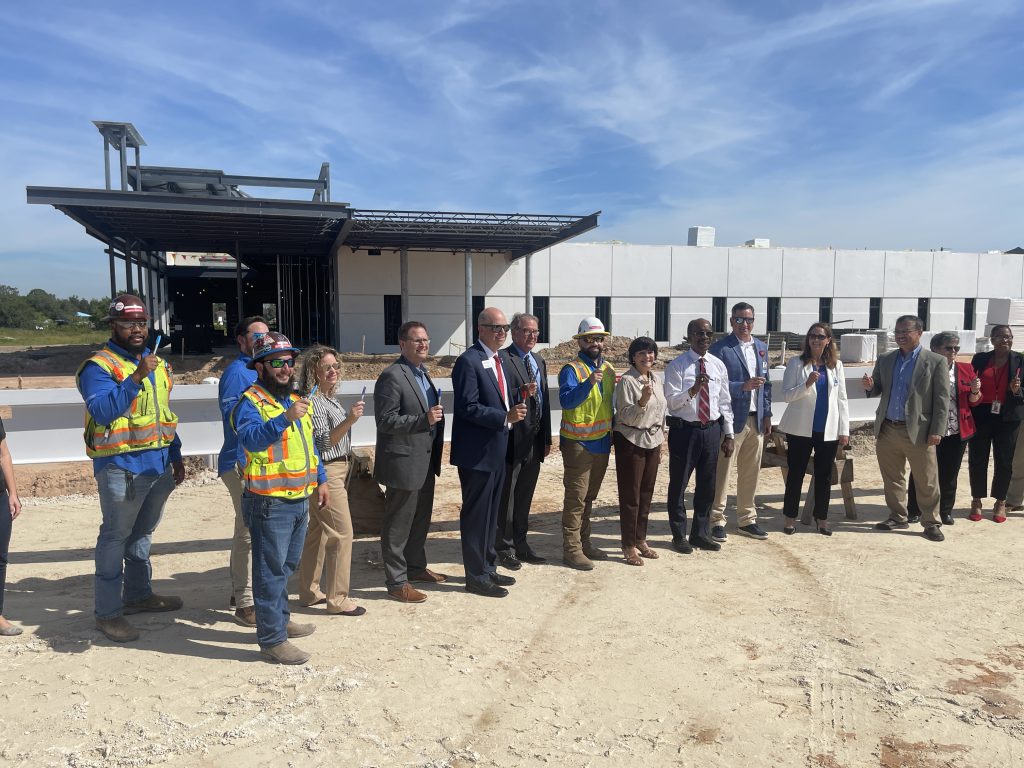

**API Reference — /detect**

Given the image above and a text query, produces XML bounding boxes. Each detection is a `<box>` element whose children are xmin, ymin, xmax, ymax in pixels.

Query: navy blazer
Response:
<box><xmin>451</xmin><ymin>341</ymin><xmax>511</xmax><ymax>472</ymax></box>
<box><xmin>708</xmin><ymin>333</ymin><xmax>773</xmax><ymax>435</ymax></box>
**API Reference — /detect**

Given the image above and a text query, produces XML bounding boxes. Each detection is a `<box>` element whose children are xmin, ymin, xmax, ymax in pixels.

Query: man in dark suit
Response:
<box><xmin>862</xmin><ymin>314</ymin><xmax>950</xmax><ymax>542</ymax></box>
<box><xmin>709</xmin><ymin>302</ymin><xmax>773</xmax><ymax>542</ymax></box>
<box><xmin>452</xmin><ymin>307</ymin><xmax>527</xmax><ymax>597</ymax></box>
<box><xmin>374</xmin><ymin>321</ymin><xmax>447</xmax><ymax>603</ymax></box>
<box><xmin>496</xmin><ymin>312</ymin><xmax>552</xmax><ymax>569</ymax></box>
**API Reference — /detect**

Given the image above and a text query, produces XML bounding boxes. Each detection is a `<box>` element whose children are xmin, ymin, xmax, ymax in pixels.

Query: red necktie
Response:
<box><xmin>698</xmin><ymin>357</ymin><xmax>711</xmax><ymax>425</ymax></box>
<box><xmin>493</xmin><ymin>354</ymin><xmax>507</xmax><ymax>407</ymax></box>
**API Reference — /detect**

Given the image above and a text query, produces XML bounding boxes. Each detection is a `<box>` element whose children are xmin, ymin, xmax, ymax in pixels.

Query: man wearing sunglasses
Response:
<box><xmin>217</xmin><ymin>315</ymin><xmax>269</xmax><ymax>628</ymax></box>
<box><xmin>76</xmin><ymin>294</ymin><xmax>185</xmax><ymax>644</ymax></box>
<box><xmin>708</xmin><ymin>302</ymin><xmax>773</xmax><ymax>542</ymax></box>
<box><xmin>232</xmin><ymin>332</ymin><xmax>328</xmax><ymax>663</ymax></box>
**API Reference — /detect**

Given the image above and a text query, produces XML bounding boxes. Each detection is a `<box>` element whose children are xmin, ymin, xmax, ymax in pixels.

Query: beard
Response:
<box><xmin>261</xmin><ymin>372</ymin><xmax>295</xmax><ymax>400</ymax></box>
<box><xmin>582</xmin><ymin>346</ymin><xmax>602</xmax><ymax>361</ymax></box>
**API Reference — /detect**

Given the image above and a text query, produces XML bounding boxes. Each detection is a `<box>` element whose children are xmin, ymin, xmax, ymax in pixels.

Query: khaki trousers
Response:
<box><xmin>1004</xmin><ymin>420</ymin><xmax>1024</xmax><ymax>506</ymax></box>
<box><xmin>221</xmin><ymin>472</ymin><xmax>253</xmax><ymax>609</ymax></box>
<box><xmin>561</xmin><ymin>439</ymin><xmax>609</xmax><ymax>554</ymax></box>
<box><xmin>711</xmin><ymin>414</ymin><xmax>764</xmax><ymax>527</ymax></box>
<box><xmin>298</xmin><ymin>461</ymin><xmax>355</xmax><ymax>613</ymax></box>
<box><xmin>876</xmin><ymin>422</ymin><xmax>941</xmax><ymax>526</ymax></box>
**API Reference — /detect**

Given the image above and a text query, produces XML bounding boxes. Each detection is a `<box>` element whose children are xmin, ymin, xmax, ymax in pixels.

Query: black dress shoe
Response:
<box><xmin>941</xmin><ymin>512</ymin><xmax>955</xmax><ymax>526</ymax></box>
<box><xmin>466</xmin><ymin>580</ymin><xmax>509</xmax><ymax>598</ymax></box>
<box><xmin>923</xmin><ymin>525</ymin><xmax>945</xmax><ymax>542</ymax></box>
<box><xmin>671</xmin><ymin>538</ymin><xmax>693</xmax><ymax>554</ymax></box>
<box><xmin>517</xmin><ymin>549</ymin><xmax>547</xmax><ymax>564</ymax></box>
<box><xmin>490</xmin><ymin>572</ymin><xmax>516</xmax><ymax>586</ymax></box>
<box><xmin>498</xmin><ymin>551</ymin><xmax>522</xmax><ymax>570</ymax></box>
<box><xmin>689</xmin><ymin>536</ymin><xmax>721</xmax><ymax>552</ymax></box>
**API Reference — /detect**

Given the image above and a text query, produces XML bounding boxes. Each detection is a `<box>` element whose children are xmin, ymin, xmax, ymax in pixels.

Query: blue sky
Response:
<box><xmin>2</xmin><ymin>0</ymin><xmax>1023</xmax><ymax>298</ymax></box>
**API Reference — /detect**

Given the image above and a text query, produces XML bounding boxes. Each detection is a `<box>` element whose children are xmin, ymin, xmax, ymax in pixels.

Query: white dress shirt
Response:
<box><xmin>740</xmin><ymin>339</ymin><xmax>758</xmax><ymax>412</ymax></box>
<box><xmin>663</xmin><ymin>350</ymin><xmax>735</xmax><ymax>437</ymax></box>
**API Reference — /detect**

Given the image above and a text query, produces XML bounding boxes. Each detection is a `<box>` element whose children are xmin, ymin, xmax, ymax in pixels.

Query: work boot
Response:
<box><xmin>260</xmin><ymin>640</ymin><xmax>310</xmax><ymax>665</ymax></box>
<box><xmin>95</xmin><ymin>617</ymin><xmax>140</xmax><ymax>643</ymax></box>
<box><xmin>286</xmin><ymin>621</ymin><xmax>316</xmax><ymax>639</ymax></box>
<box><xmin>562</xmin><ymin>551</ymin><xmax>595</xmax><ymax>571</ymax></box>
<box><xmin>123</xmin><ymin>593</ymin><xmax>183</xmax><ymax>614</ymax></box>
<box><xmin>233</xmin><ymin>606</ymin><xmax>257</xmax><ymax>627</ymax></box>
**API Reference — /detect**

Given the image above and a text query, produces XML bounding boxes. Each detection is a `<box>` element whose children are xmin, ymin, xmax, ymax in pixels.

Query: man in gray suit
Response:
<box><xmin>862</xmin><ymin>314</ymin><xmax>950</xmax><ymax>542</ymax></box>
<box><xmin>374</xmin><ymin>321</ymin><xmax>447</xmax><ymax>602</ymax></box>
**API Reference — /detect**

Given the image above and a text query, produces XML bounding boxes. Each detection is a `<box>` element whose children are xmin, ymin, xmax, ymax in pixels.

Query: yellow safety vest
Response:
<box><xmin>76</xmin><ymin>348</ymin><xmax>178</xmax><ymax>458</ymax></box>
<box><xmin>232</xmin><ymin>384</ymin><xmax>319</xmax><ymax>499</ymax></box>
<box><xmin>559</xmin><ymin>358</ymin><xmax>616</xmax><ymax>442</ymax></box>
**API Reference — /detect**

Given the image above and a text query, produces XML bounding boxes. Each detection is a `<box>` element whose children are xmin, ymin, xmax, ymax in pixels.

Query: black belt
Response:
<box><xmin>324</xmin><ymin>456</ymin><xmax>349</xmax><ymax>464</ymax></box>
<box><xmin>667</xmin><ymin>416</ymin><xmax>719</xmax><ymax>430</ymax></box>
<box><xmin>884</xmin><ymin>418</ymin><xmax>906</xmax><ymax>427</ymax></box>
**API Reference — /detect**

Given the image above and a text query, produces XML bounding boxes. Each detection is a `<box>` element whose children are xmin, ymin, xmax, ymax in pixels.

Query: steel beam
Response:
<box><xmin>465</xmin><ymin>248</ymin><xmax>473</xmax><ymax>348</ymax></box>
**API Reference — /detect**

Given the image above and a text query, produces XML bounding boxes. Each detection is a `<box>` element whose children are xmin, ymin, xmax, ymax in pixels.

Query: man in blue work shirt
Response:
<box><xmin>558</xmin><ymin>317</ymin><xmax>617</xmax><ymax>570</ymax></box>
<box><xmin>217</xmin><ymin>315</ymin><xmax>269</xmax><ymax>627</ymax></box>
<box><xmin>76</xmin><ymin>294</ymin><xmax>185</xmax><ymax>643</ymax></box>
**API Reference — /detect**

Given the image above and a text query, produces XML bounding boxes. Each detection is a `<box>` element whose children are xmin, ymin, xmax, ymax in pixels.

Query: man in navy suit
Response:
<box><xmin>709</xmin><ymin>302</ymin><xmax>773</xmax><ymax>542</ymax></box>
<box><xmin>451</xmin><ymin>307</ymin><xmax>527</xmax><ymax>597</ymax></box>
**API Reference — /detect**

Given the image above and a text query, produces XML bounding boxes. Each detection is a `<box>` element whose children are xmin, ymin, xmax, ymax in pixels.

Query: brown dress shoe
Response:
<box><xmin>233</xmin><ymin>606</ymin><xmax>257</xmax><ymax>627</ymax></box>
<box><xmin>95</xmin><ymin>617</ymin><xmax>140</xmax><ymax>643</ymax></box>
<box><xmin>388</xmin><ymin>583</ymin><xmax>427</xmax><ymax>603</ymax></box>
<box><xmin>408</xmin><ymin>568</ymin><xmax>448</xmax><ymax>584</ymax></box>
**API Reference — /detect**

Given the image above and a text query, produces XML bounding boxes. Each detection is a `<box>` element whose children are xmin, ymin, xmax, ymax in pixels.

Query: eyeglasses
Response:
<box><xmin>582</xmin><ymin>335</ymin><xmax>606</xmax><ymax>344</ymax></box>
<box><xmin>264</xmin><ymin>358</ymin><xmax>296</xmax><ymax>369</ymax></box>
<box><xmin>403</xmin><ymin>338</ymin><xmax>431</xmax><ymax>346</ymax></box>
<box><xmin>518</xmin><ymin>329</ymin><xmax>541</xmax><ymax>337</ymax></box>
<box><xmin>481</xmin><ymin>324</ymin><xmax>511</xmax><ymax>334</ymax></box>
<box><xmin>114</xmin><ymin>321</ymin><xmax>148</xmax><ymax>331</ymax></box>
<box><xmin>731</xmin><ymin>317</ymin><xmax>755</xmax><ymax>325</ymax></box>
<box><xmin>319</xmin><ymin>363</ymin><xmax>342</xmax><ymax>371</ymax></box>
<box><xmin>894</xmin><ymin>328</ymin><xmax>918</xmax><ymax>336</ymax></box>
<box><xmin>942</xmin><ymin>345</ymin><xmax>960</xmax><ymax>352</ymax></box>
<box><xmin>808</xmin><ymin>333</ymin><xmax>829</xmax><ymax>341</ymax></box>
<box><xmin>691</xmin><ymin>330</ymin><xmax>714</xmax><ymax>338</ymax></box>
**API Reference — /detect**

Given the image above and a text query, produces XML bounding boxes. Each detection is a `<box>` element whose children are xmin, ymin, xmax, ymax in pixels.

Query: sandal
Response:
<box><xmin>993</xmin><ymin>501</ymin><xmax>1007</xmax><ymax>524</ymax></box>
<box><xmin>623</xmin><ymin>549</ymin><xmax>644</xmax><ymax>566</ymax></box>
<box><xmin>636</xmin><ymin>542</ymin><xmax>660</xmax><ymax>559</ymax></box>
<box><xmin>968</xmin><ymin>499</ymin><xmax>983</xmax><ymax>522</ymax></box>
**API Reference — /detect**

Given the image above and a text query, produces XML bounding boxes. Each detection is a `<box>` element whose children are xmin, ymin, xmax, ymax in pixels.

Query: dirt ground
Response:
<box><xmin>3</xmin><ymin>438</ymin><xmax>1024</xmax><ymax>767</ymax></box>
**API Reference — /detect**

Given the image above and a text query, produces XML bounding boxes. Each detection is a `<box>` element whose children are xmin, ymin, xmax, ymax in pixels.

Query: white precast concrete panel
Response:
<box><xmin>550</xmin><ymin>296</ymin><xmax>600</xmax><ymax>344</ymax></box>
<box><xmin>883</xmin><ymin>251</ymin><xmax>933</xmax><ymax>297</ymax></box>
<box><xmin>528</xmin><ymin>248</ymin><xmax>551</xmax><ymax>296</ymax></box>
<box><xmin>611</xmin><ymin>296</ymin><xmax>656</xmax><ymax>338</ymax></box>
<box><xmin>670</xmin><ymin>298</ymin><xmax>713</xmax><ymax>342</ymax></box>
<box><xmin>340</xmin><ymin>248</ymin><xmax>400</xmax><ymax>293</ymax></box>
<box><xmin>549</xmin><ymin>242</ymin><xmax>613</xmax><ymax>296</ymax></box>
<box><xmin>611</xmin><ymin>244</ymin><xmax>672</xmax><ymax>297</ymax></box>
<box><xmin>408</xmin><ymin>250</ymin><xmax>467</xmax><ymax>295</ymax></box>
<box><xmin>728</xmin><ymin>297</ymin><xmax>767</xmax><ymax>319</ymax></box>
<box><xmin>832</xmin><ymin>298</ymin><xmax>871</xmax><ymax>328</ymax></box>
<box><xmin>780</xmin><ymin>297</ymin><xmax>819</xmax><ymax>333</ymax></box>
<box><xmin>881</xmin><ymin>300</ymin><xmax>919</xmax><ymax>329</ymax></box>
<box><xmin>484</xmin><ymin>253</ymin><xmax>523</xmax><ymax>296</ymax></box>
<box><xmin>975</xmin><ymin>299</ymin><xmax>990</xmax><ymax>333</ymax></box>
<box><xmin>929</xmin><ymin>298</ymin><xmax>968</xmax><ymax>331</ymax></box>
<box><xmin>671</xmin><ymin>246</ymin><xmax>729</xmax><ymax>295</ymax></box>
<box><xmin>729</xmin><ymin>248</ymin><xmax>783</xmax><ymax>296</ymax></box>
<box><xmin>931</xmin><ymin>251</ymin><xmax>980</xmax><ymax>298</ymax></box>
<box><xmin>978</xmin><ymin>252</ymin><xmax>1024</xmax><ymax>298</ymax></box>
<box><xmin>486</xmin><ymin>296</ymin><xmax>527</xmax><ymax>318</ymax></box>
<box><xmin>781</xmin><ymin>249</ymin><xmax>834</xmax><ymax>297</ymax></box>
<box><xmin>834</xmin><ymin>250</ymin><xmax>885</xmax><ymax>297</ymax></box>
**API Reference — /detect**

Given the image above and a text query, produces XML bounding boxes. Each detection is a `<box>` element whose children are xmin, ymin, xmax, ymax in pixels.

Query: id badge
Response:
<box><xmin>992</xmin><ymin>400</ymin><xmax>1002</xmax><ymax>415</ymax></box>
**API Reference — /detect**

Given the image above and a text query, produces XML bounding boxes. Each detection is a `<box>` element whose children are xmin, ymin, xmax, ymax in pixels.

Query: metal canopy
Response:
<box><xmin>27</xmin><ymin>186</ymin><xmax>600</xmax><ymax>261</ymax></box>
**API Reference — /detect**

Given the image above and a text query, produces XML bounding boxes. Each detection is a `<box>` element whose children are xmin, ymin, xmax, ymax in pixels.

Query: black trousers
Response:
<box><xmin>458</xmin><ymin>465</ymin><xmax>506</xmax><ymax>586</ymax></box>
<box><xmin>0</xmin><ymin>492</ymin><xmax>10</xmax><ymax>616</ymax></box>
<box><xmin>380</xmin><ymin>470</ymin><xmax>437</xmax><ymax>590</ymax></box>
<box><xmin>969</xmin><ymin>406</ymin><xmax>1019</xmax><ymax>500</ymax></box>
<box><xmin>783</xmin><ymin>433</ymin><xmax>839</xmax><ymax>521</ymax></box>
<box><xmin>909</xmin><ymin>433</ymin><xmax>967</xmax><ymax>517</ymax></box>
<box><xmin>667</xmin><ymin>422</ymin><xmax>720</xmax><ymax>542</ymax></box>
<box><xmin>496</xmin><ymin>441</ymin><xmax>542</xmax><ymax>555</ymax></box>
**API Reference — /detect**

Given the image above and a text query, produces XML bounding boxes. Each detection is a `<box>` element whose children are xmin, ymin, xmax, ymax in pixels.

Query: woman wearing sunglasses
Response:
<box><xmin>295</xmin><ymin>345</ymin><xmax>366</xmax><ymax>616</ymax></box>
<box><xmin>777</xmin><ymin>324</ymin><xmax>849</xmax><ymax>535</ymax></box>
<box><xmin>907</xmin><ymin>332</ymin><xmax>975</xmax><ymax>525</ymax></box>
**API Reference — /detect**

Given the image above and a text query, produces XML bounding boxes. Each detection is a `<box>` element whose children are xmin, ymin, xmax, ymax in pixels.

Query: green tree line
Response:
<box><xmin>0</xmin><ymin>285</ymin><xmax>112</xmax><ymax>329</ymax></box>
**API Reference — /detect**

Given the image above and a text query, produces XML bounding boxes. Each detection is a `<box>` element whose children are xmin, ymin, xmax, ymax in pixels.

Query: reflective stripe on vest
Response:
<box><xmin>76</xmin><ymin>348</ymin><xmax>178</xmax><ymax>458</ymax></box>
<box><xmin>559</xmin><ymin>359</ymin><xmax>615</xmax><ymax>441</ymax></box>
<box><xmin>236</xmin><ymin>384</ymin><xmax>319</xmax><ymax>499</ymax></box>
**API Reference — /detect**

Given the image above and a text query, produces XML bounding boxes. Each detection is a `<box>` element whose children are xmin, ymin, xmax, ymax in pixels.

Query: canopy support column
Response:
<box><xmin>464</xmin><ymin>248</ymin><xmax>473</xmax><ymax>348</ymax></box>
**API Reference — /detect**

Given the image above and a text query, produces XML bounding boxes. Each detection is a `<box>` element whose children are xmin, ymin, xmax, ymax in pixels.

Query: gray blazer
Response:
<box><xmin>867</xmin><ymin>347</ymin><xmax>950</xmax><ymax>444</ymax></box>
<box><xmin>373</xmin><ymin>358</ymin><xmax>444</xmax><ymax>491</ymax></box>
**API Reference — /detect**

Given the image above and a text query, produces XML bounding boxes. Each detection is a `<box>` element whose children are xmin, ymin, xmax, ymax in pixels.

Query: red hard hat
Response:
<box><xmin>103</xmin><ymin>294</ymin><xmax>150</xmax><ymax>322</ymax></box>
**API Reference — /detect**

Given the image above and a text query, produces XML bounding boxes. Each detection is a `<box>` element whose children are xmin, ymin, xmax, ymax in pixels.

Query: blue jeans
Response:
<box><xmin>243</xmin><ymin>492</ymin><xmax>309</xmax><ymax>648</ymax></box>
<box><xmin>94</xmin><ymin>465</ymin><xmax>176</xmax><ymax>620</ymax></box>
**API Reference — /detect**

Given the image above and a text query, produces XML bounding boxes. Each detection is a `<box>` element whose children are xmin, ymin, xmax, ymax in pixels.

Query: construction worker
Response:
<box><xmin>231</xmin><ymin>332</ymin><xmax>328</xmax><ymax>665</ymax></box>
<box><xmin>76</xmin><ymin>294</ymin><xmax>185</xmax><ymax>643</ymax></box>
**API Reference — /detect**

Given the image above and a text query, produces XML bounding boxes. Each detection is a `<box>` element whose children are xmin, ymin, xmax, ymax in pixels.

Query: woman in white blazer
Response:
<box><xmin>778</xmin><ymin>323</ymin><xmax>850</xmax><ymax>535</ymax></box>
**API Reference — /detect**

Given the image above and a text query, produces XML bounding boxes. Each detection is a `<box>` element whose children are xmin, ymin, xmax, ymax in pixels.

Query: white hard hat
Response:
<box><xmin>573</xmin><ymin>316</ymin><xmax>610</xmax><ymax>338</ymax></box>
